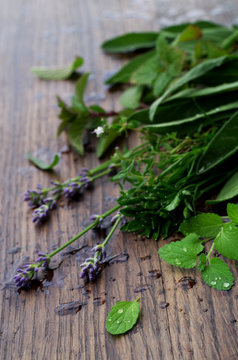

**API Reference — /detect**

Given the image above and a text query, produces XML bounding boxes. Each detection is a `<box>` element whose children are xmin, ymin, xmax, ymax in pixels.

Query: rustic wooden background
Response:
<box><xmin>1</xmin><ymin>1</ymin><xmax>238</xmax><ymax>359</ymax></box>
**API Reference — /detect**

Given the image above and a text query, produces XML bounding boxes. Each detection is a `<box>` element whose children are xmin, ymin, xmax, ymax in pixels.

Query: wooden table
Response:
<box><xmin>1</xmin><ymin>1</ymin><xmax>238</xmax><ymax>359</ymax></box>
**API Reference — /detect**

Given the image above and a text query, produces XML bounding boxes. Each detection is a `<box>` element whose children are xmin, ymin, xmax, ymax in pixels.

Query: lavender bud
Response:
<box><xmin>32</xmin><ymin>204</ymin><xmax>49</xmax><ymax>224</ymax></box>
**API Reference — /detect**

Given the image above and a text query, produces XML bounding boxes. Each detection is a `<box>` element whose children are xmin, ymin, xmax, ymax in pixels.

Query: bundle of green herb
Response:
<box><xmin>21</xmin><ymin>21</ymin><xmax>238</xmax><ymax>303</ymax></box>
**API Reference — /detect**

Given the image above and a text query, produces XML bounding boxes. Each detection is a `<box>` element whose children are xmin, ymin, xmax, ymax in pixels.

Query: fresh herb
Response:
<box><xmin>159</xmin><ymin>203</ymin><xmax>238</xmax><ymax>290</ymax></box>
<box><xmin>106</xmin><ymin>298</ymin><xmax>140</xmax><ymax>335</ymax></box>
<box><xmin>31</xmin><ymin>56</ymin><xmax>84</xmax><ymax>80</ymax></box>
<box><xmin>27</xmin><ymin>152</ymin><xmax>60</xmax><ymax>170</ymax></box>
<box><xmin>21</xmin><ymin>20</ymin><xmax>238</xmax><ymax>296</ymax></box>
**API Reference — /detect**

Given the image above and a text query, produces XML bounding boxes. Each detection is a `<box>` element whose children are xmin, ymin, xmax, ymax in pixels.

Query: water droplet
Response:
<box><xmin>224</xmin><ymin>282</ymin><xmax>230</xmax><ymax>288</ymax></box>
<box><xmin>127</xmin><ymin>320</ymin><xmax>130</xmax><ymax>323</ymax></box>
<box><xmin>183</xmin><ymin>247</ymin><xmax>187</xmax><ymax>252</ymax></box>
<box><xmin>116</xmin><ymin>320</ymin><xmax>120</xmax><ymax>324</ymax></box>
<box><xmin>108</xmin><ymin>318</ymin><xmax>112</xmax><ymax>322</ymax></box>
<box><xmin>215</xmin><ymin>107</ymin><xmax>220</xmax><ymax>111</ymax></box>
<box><xmin>175</xmin><ymin>258</ymin><xmax>182</xmax><ymax>265</ymax></box>
<box><xmin>219</xmin><ymin>277</ymin><xmax>221</xmax><ymax>280</ymax></box>
<box><xmin>211</xmin><ymin>281</ymin><xmax>216</xmax><ymax>285</ymax></box>
<box><xmin>215</xmin><ymin>277</ymin><xmax>218</xmax><ymax>280</ymax></box>
<box><xmin>118</xmin><ymin>309</ymin><xmax>123</xmax><ymax>314</ymax></box>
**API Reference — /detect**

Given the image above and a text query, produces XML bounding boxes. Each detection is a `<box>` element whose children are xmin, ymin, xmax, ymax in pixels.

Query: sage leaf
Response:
<box><xmin>227</xmin><ymin>203</ymin><xmax>238</xmax><ymax>225</ymax></box>
<box><xmin>31</xmin><ymin>57</ymin><xmax>84</xmax><ymax>80</ymax></box>
<box><xmin>150</xmin><ymin>55</ymin><xmax>230</xmax><ymax>120</ymax></box>
<box><xmin>27</xmin><ymin>153</ymin><xmax>59</xmax><ymax>170</ymax></box>
<box><xmin>214</xmin><ymin>223</ymin><xmax>238</xmax><ymax>260</ymax></box>
<box><xmin>101</xmin><ymin>32</ymin><xmax>157</xmax><ymax>53</ymax></box>
<box><xmin>159</xmin><ymin>233</ymin><xmax>203</xmax><ymax>269</ymax></box>
<box><xmin>179</xmin><ymin>213</ymin><xmax>224</xmax><ymax>238</ymax></box>
<box><xmin>206</xmin><ymin>171</ymin><xmax>238</xmax><ymax>205</ymax></box>
<box><xmin>106</xmin><ymin>299</ymin><xmax>140</xmax><ymax>335</ymax></box>
<box><xmin>201</xmin><ymin>258</ymin><xmax>234</xmax><ymax>290</ymax></box>
<box><xmin>197</xmin><ymin>110</ymin><xmax>238</xmax><ymax>174</ymax></box>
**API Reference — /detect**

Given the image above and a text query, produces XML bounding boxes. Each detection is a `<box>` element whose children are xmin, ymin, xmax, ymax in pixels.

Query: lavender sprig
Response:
<box><xmin>14</xmin><ymin>204</ymin><xmax>121</xmax><ymax>289</ymax></box>
<box><xmin>80</xmin><ymin>213</ymin><xmax>123</xmax><ymax>282</ymax></box>
<box><xmin>13</xmin><ymin>253</ymin><xmax>50</xmax><ymax>288</ymax></box>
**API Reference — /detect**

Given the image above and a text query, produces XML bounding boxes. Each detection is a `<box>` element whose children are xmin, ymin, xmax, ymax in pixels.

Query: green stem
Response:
<box><xmin>48</xmin><ymin>204</ymin><xmax>121</xmax><ymax>258</ymax></box>
<box><xmin>102</xmin><ymin>214</ymin><xmax>122</xmax><ymax>248</ymax></box>
<box><xmin>206</xmin><ymin>242</ymin><xmax>215</xmax><ymax>262</ymax></box>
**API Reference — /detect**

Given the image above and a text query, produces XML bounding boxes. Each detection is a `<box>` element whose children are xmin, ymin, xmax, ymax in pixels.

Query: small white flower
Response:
<box><xmin>93</xmin><ymin>126</ymin><xmax>104</xmax><ymax>137</ymax></box>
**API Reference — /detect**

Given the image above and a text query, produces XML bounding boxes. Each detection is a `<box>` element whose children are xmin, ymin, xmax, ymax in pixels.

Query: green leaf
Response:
<box><xmin>179</xmin><ymin>213</ymin><xmax>223</xmax><ymax>238</ymax></box>
<box><xmin>197</xmin><ymin>253</ymin><xmax>207</xmax><ymax>271</ymax></box>
<box><xmin>106</xmin><ymin>299</ymin><xmax>140</xmax><ymax>335</ymax></box>
<box><xmin>207</xmin><ymin>171</ymin><xmax>238</xmax><ymax>205</ymax></box>
<box><xmin>105</xmin><ymin>50</ymin><xmax>155</xmax><ymax>84</ymax></box>
<box><xmin>120</xmin><ymin>86</ymin><xmax>143</xmax><ymax>109</ymax></box>
<box><xmin>96</xmin><ymin>117</ymin><xmax>122</xmax><ymax>158</ymax></box>
<box><xmin>214</xmin><ymin>223</ymin><xmax>238</xmax><ymax>260</ymax></box>
<box><xmin>174</xmin><ymin>25</ymin><xmax>202</xmax><ymax>44</ymax></box>
<box><xmin>27</xmin><ymin>153</ymin><xmax>59</xmax><ymax>170</ymax></box>
<box><xmin>150</xmin><ymin>55</ymin><xmax>230</xmax><ymax>120</ymax></box>
<box><xmin>67</xmin><ymin>116</ymin><xmax>88</xmax><ymax>155</ymax></box>
<box><xmin>227</xmin><ymin>203</ymin><xmax>238</xmax><ymax>225</ymax></box>
<box><xmin>201</xmin><ymin>258</ymin><xmax>234</xmax><ymax>290</ymax></box>
<box><xmin>159</xmin><ymin>233</ymin><xmax>203</xmax><ymax>269</ymax></box>
<box><xmin>57</xmin><ymin>96</ymin><xmax>77</xmax><ymax>136</ymax></box>
<box><xmin>197</xmin><ymin>110</ymin><xmax>238</xmax><ymax>174</ymax></box>
<box><xmin>156</xmin><ymin>34</ymin><xmax>185</xmax><ymax>77</ymax></box>
<box><xmin>71</xmin><ymin>73</ymin><xmax>89</xmax><ymax>114</ymax></box>
<box><xmin>131</xmin><ymin>55</ymin><xmax>158</xmax><ymax>85</ymax></box>
<box><xmin>101</xmin><ymin>32</ymin><xmax>157</xmax><ymax>53</ymax></box>
<box><xmin>145</xmin><ymin>100</ymin><xmax>238</xmax><ymax>134</ymax></box>
<box><xmin>153</xmin><ymin>71</ymin><xmax>172</xmax><ymax>97</ymax></box>
<box><xmin>31</xmin><ymin>57</ymin><xmax>84</xmax><ymax>80</ymax></box>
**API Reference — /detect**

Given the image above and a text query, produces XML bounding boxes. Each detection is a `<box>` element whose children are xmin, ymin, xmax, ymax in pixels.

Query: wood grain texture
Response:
<box><xmin>1</xmin><ymin>1</ymin><xmax>238</xmax><ymax>359</ymax></box>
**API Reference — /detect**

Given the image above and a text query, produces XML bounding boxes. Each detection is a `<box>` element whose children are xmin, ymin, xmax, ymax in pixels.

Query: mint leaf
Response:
<box><xmin>201</xmin><ymin>258</ymin><xmax>234</xmax><ymax>290</ymax></box>
<box><xmin>101</xmin><ymin>32</ymin><xmax>157</xmax><ymax>53</ymax></box>
<box><xmin>106</xmin><ymin>299</ymin><xmax>140</xmax><ymax>335</ymax></box>
<box><xmin>27</xmin><ymin>153</ymin><xmax>59</xmax><ymax>170</ymax></box>
<box><xmin>31</xmin><ymin>57</ymin><xmax>83</xmax><ymax>80</ymax></box>
<box><xmin>120</xmin><ymin>86</ymin><xmax>143</xmax><ymax>110</ymax></box>
<box><xmin>214</xmin><ymin>223</ymin><xmax>238</xmax><ymax>260</ymax></box>
<box><xmin>227</xmin><ymin>203</ymin><xmax>238</xmax><ymax>225</ymax></box>
<box><xmin>67</xmin><ymin>116</ymin><xmax>88</xmax><ymax>155</ymax></box>
<box><xmin>159</xmin><ymin>233</ymin><xmax>203</xmax><ymax>268</ymax></box>
<box><xmin>71</xmin><ymin>73</ymin><xmax>90</xmax><ymax>115</ymax></box>
<box><xmin>197</xmin><ymin>253</ymin><xmax>207</xmax><ymax>271</ymax></box>
<box><xmin>179</xmin><ymin>213</ymin><xmax>223</xmax><ymax>238</ymax></box>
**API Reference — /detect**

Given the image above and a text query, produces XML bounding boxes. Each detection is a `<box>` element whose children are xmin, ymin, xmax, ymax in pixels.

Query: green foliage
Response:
<box><xmin>179</xmin><ymin>213</ymin><xmax>224</xmax><ymax>238</ymax></box>
<box><xmin>27</xmin><ymin>153</ymin><xmax>59</xmax><ymax>170</ymax></box>
<box><xmin>207</xmin><ymin>171</ymin><xmax>238</xmax><ymax>205</ymax></box>
<box><xmin>31</xmin><ymin>57</ymin><xmax>83</xmax><ymax>80</ymax></box>
<box><xmin>201</xmin><ymin>258</ymin><xmax>234</xmax><ymax>290</ymax></box>
<box><xmin>158</xmin><ymin>233</ymin><xmax>203</xmax><ymax>268</ymax></box>
<box><xmin>106</xmin><ymin>299</ymin><xmax>140</xmax><ymax>335</ymax></box>
<box><xmin>160</xmin><ymin>203</ymin><xmax>238</xmax><ymax>290</ymax></box>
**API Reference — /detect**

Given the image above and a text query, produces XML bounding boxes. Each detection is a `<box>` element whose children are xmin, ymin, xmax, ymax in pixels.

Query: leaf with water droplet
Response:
<box><xmin>106</xmin><ymin>298</ymin><xmax>140</xmax><ymax>335</ymax></box>
<box><xmin>214</xmin><ymin>222</ymin><xmax>238</xmax><ymax>260</ymax></box>
<box><xmin>201</xmin><ymin>258</ymin><xmax>234</xmax><ymax>290</ymax></box>
<box><xmin>159</xmin><ymin>233</ymin><xmax>203</xmax><ymax>269</ymax></box>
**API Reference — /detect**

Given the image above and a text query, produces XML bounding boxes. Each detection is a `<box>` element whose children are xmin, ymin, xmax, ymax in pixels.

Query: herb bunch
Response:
<box><xmin>21</xmin><ymin>20</ymin><xmax>238</xmax><ymax>293</ymax></box>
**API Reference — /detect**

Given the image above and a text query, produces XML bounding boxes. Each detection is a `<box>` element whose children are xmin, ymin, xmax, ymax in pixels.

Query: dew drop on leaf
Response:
<box><xmin>118</xmin><ymin>309</ymin><xmax>123</xmax><ymax>314</ymax></box>
<box><xmin>211</xmin><ymin>281</ymin><xmax>216</xmax><ymax>285</ymax></box>
<box><xmin>224</xmin><ymin>282</ymin><xmax>230</xmax><ymax>288</ymax></box>
<box><xmin>175</xmin><ymin>258</ymin><xmax>182</xmax><ymax>265</ymax></box>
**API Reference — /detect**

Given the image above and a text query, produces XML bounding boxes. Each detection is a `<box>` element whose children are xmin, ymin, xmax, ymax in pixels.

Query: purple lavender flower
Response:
<box><xmin>24</xmin><ymin>189</ymin><xmax>44</xmax><ymax>208</ymax></box>
<box><xmin>43</xmin><ymin>197</ymin><xmax>56</xmax><ymax>210</ymax></box>
<box><xmin>32</xmin><ymin>204</ymin><xmax>49</xmax><ymax>224</ymax></box>
<box><xmin>13</xmin><ymin>255</ymin><xmax>50</xmax><ymax>289</ymax></box>
<box><xmin>63</xmin><ymin>182</ymin><xmax>81</xmax><ymax>199</ymax></box>
<box><xmin>79</xmin><ymin>244</ymin><xmax>106</xmax><ymax>282</ymax></box>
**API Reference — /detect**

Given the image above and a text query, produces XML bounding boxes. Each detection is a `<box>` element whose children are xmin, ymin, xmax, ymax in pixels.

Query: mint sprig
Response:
<box><xmin>159</xmin><ymin>203</ymin><xmax>238</xmax><ymax>290</ymax></box>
